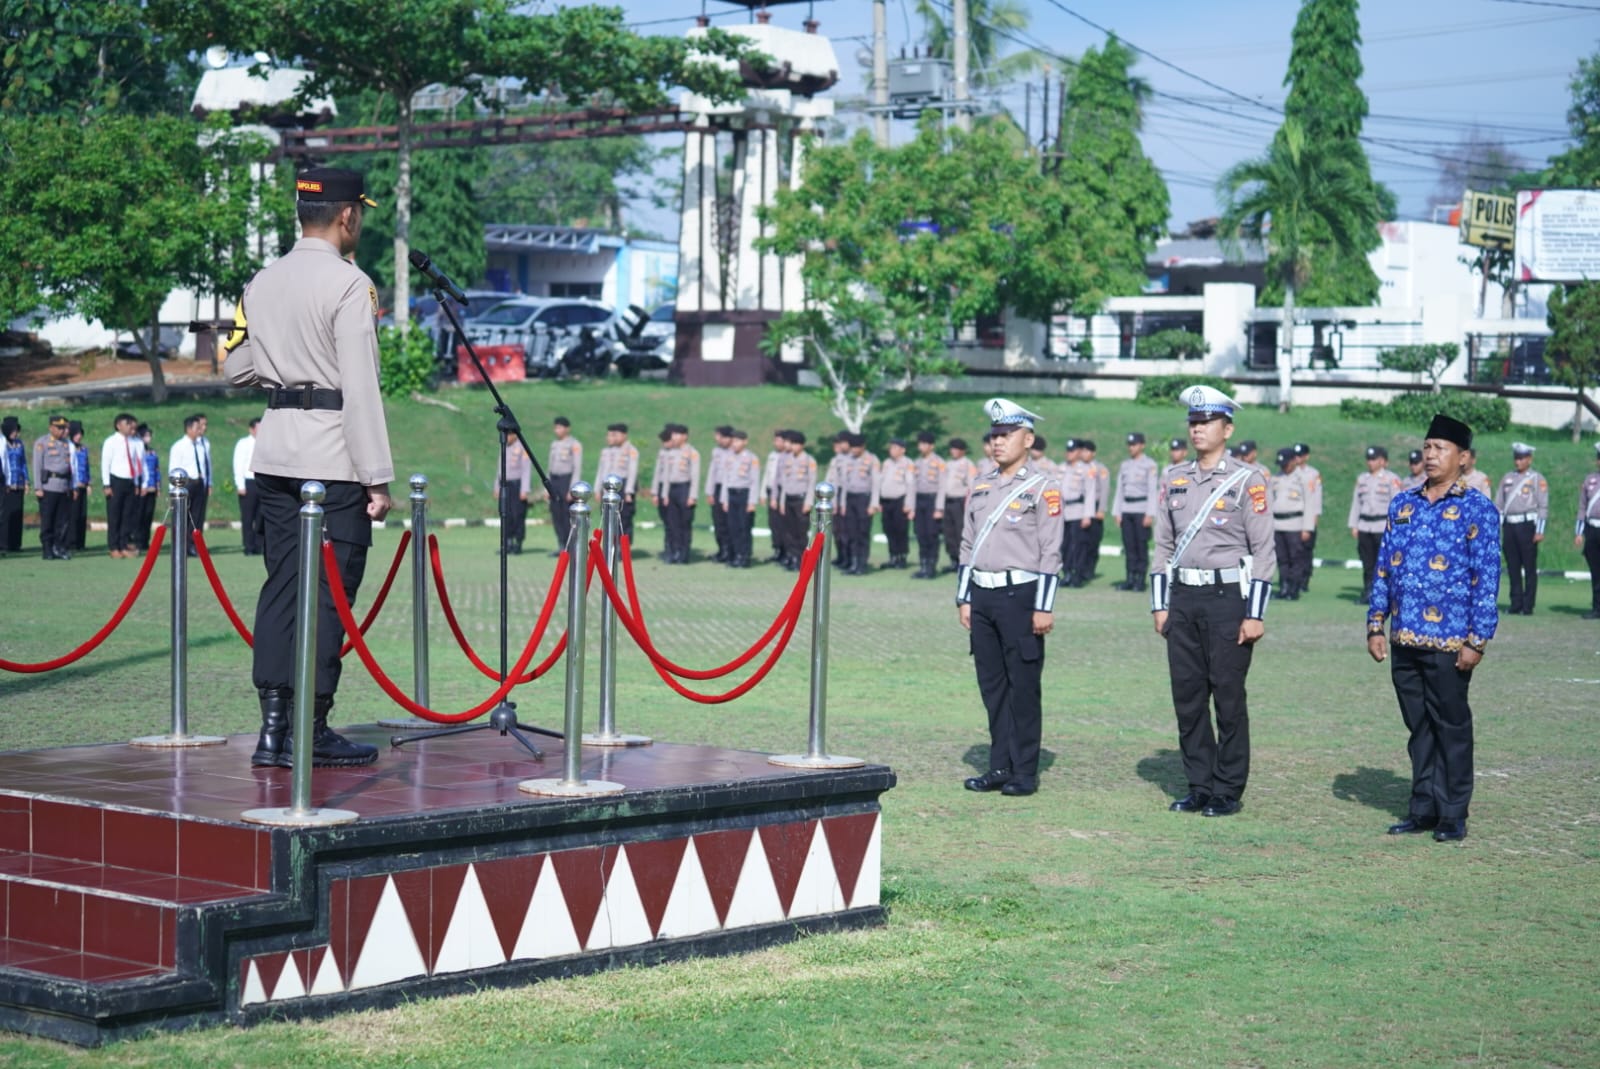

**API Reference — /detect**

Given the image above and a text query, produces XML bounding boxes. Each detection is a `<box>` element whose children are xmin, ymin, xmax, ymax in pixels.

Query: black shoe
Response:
<box><xmin>1169</xmin><ymin>792</ymin><xmax>1211</xmax><ymax>813</ymax></box>
<box><xmin>1387</xmin><ymin>816</ymin><xmax>1438</xmax><ymax>835</ymax></box>
<box><xmin>1201</xmin><ymin>797</ymin><xmax>1242</xmax><ymax>817</ymax></box>
<box><xmin>963</xmin><ymin>769</ymin><xmax>1011</xmax><ymax>792</ymax></box>
<box><xmin>298</xmin><ymin>696</ymin><xmax>378</xmax><ymax>767</ymax></box>
<box><xmin>1433</xmin><ymin>819</ymin><xmax>1468</xmax><ymax>842</ymax></box>
<box><xmin>251</xmin><ymin>687</ymin><xmax>293</xmax><ymax>768</ymax></box>
<box><xmin>999</xmin><ymin>779</ymin><xmax>1037</xmax><ymax>797</ymax></box>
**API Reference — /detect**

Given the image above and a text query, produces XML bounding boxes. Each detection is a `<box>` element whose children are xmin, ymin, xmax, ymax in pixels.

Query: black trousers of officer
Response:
<box><xmin>968</xmin><ymin>581</ymin><xmax>1045</xmax><ymax>782</ymax></box>
<box><xmin>1389</xmin><ymin>643</ymin><xmax>1475</xmax><ymax>821</ymax></box>
<box><xmin>765</xmin><ymin>499</ymin><xmax>783</xmax><ymax>559</ymax></box>
<box><xmin>188</xmin><ymin>483</ymin><xmax>210</xmax><ymax>544</ymax></box>
<box><xmin>1063</xmin><ymin>519</ymin><xmax>1090</xmax><ymax>582</ymax></box>
<box><xmin>941</xmin><ymin>507</ymin><xmax>963</xmax><ymax>568</ymax></box>
<box><xmin>240</xmin><ymin>478</ymin><xmax>262</xmax><ymax>555</ymax></box>
<box><xmin>500</xmin><ymin>485</ymin><xmax>527</xmax><ymax>550</ymax></box>
<box><xmin>1</xmin><ymin>487</ymin><xmax>23</xmax><ymax>551</ymax></box>
<box><xmin>710</xmin><ymin>483</ymin><xmax>728</xmax><ymax>558</ymax></box>
<box><xmin>1165</xmin><ymin>581</ymin><xmax>1254</xmax><ymax>801</ymax></box>
<box><xmin>1274</xmin><ymin>530</ymin><xmax>1309</xmax><ymax>593</ymax></box>
<box><xmin>841</xmin><ymin>493</ymin><xmax>870</xmax><ymax>566</ymax></box>
<box><xmin>1120</xmin><ymin>512</ymin><xmax>1150</xmax><ymax>582</ymax></box>
<box><xmin>1503</xmin><ymin>520</ymin><xmax>1538</xmax><ymax>612</ymax></box>
<box><xmin>725</xmin><ymin>488</ymin><xmax>752</xmax><ymax>563</ymax></box>
<box><xmin>620</xmin><ymin>496</ymin><xmax>636</xmax><ymax>539</ymax></box>
<box><xmin>880</xmin><ymin>497</ymin><xmax>909</xmax><ymax>559</ymax></box>
<box><xmin>664</xmin><ymin>481</ymin><xmax>693</xmax><ymax>561</ymax></box>
<box><xmin>913</xmin><ymin>493</ymin><xmax>940</xmax><ymax>562</ymax></box>
<box><xmin>108</xmin><ymin>475</ymin><xmax>140</xmax><ymax>552</ymax></box>
<box><xmin>251</xmin><ymin>473</ymin><xmax>371</xmax><ymax>696</ymax></box>
<box><xmin>548</xmin><ymin>473</ymin><xmax>573</xmax><ymax>551</ymax></box>
<box><xmin>71</xmin><ymin>485</ymin><xmax>87</xmax><ymax>549</ymax></box>
<box><xmin>1585</xmin><ymin>527</ymin><xmax>1600</xmax><ymax>612</ymax></box>
<box><xmin>38</xmin><ymin>489</ymin><xmax>70</xmax><ymax>556</ymax></box>
<box><xmin>1083</xmin><ymin>517</ymin><xmax>1104</xmax><ymax>578</ymax></box>
<box><xmin>135</xmin><ymin>485</ymin><xmax>156</xmax><ymax>551</ymax></box>
<box><xmin>1357</xmin><ymin>530</ymin><xmax>1384</xmax><ymax>599</ymax></box>
<box><xmin>782</xmin><ymin>493</ymin><xmax>808</xmax><ymax>561</ymax></box>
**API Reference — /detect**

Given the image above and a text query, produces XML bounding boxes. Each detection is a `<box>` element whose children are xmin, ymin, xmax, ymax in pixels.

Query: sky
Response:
<box><xmin>600</xmin><ymin>0</ymin><xmax>1600</xmax><ymax>237</ymax></box>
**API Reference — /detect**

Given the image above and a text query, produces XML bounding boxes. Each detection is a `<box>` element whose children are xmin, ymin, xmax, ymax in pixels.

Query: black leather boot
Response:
<box><xmin>305</xmin><ymin>695</ymin><xmax>379</xmax><ymax>767</ymax></box>
<box><xmin>251</xmin><ymin>687</ymin><xmax>293</xmax><ymax>768</ymax></box>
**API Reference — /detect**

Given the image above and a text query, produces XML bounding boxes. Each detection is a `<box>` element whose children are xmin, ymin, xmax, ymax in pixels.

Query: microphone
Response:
<box><xmin>408</xmin><ymin>250</ymin><xmax>469</xmax><ymax>306</ymax></box>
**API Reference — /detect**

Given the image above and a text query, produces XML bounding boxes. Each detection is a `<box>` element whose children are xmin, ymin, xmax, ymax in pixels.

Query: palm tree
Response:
<box><xmin>1217</xmin><ymin>119</ymin><xmax>1380</xmax><ymax>412</ymax></box>
<box><xmin>915</xmin><ymin>0</ymin><xmax>1044</xmax><ymax>89</ymax></box>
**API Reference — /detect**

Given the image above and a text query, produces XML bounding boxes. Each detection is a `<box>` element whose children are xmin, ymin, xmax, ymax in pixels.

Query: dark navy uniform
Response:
<box><xmin>0</xmin><ymin>418</ymin><xmax>27</xmax><ymax>553</ymax></box>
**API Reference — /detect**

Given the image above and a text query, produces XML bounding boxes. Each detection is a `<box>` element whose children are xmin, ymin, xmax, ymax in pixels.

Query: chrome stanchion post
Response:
<box><xmin>584</xmin><ymin>474</ymin><xmax>650</xmax><ymax>747</ymax></box>
<box><xmin>244</xmin><ymin>481</ymin><xmax>358</xmax><ymax>826</ymax></box>
<box><xmin>132</xmin><ymin>469</ymin><xmax>225</xmax><ymax>749</ymax></box>
<box><xmin>521</xmin><ymin>481</ymin><xmax>623</xmax><ymax>797</ymax></box>
<box><xmin>771</xmin><ymin>482</ymin><xmax>862</xmax><ymax>769</ymax></box>
<box><xmin>381</xmin><ymin>473</ymin><xmax>431</xmax><ymax>729</ymax></box>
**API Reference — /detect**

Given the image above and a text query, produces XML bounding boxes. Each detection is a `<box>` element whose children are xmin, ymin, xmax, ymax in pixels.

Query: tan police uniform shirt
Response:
<box><xmin>705</xmin><ymin>444</ymin><xmax>730</xmax><ymax>500</ymax></box>
<box><xmin>1464</xmin><ymin>470</ymin><xmax>1494</xmax><ymax>500</ymax></box>
<box><xmin>955</xmin><ymin>463</ymin><xmax>1065</xmax><ymax>611</ymax></box>
<box><xmin>224</xmin><ymin>237</ymin><xmax>393</xmax><ymax>485</ymax></box>
<box><xmin>652</xmin><ymin>444</ymin><xmax>700</xmax><ymax>497</ymax></box>
<box><xmin>1269</xmin><ymin>468</ymin><xmax>1314</xmax><ymax>533</ymax></box>
<box><xmin>1113</xmin><ymin>454</ymin><xmax>1159</xmax><ymax>517</ymax></box>
<box><xmin>597</xmin><ymin>441</ymin><xmax>640</xmax><ymax>497</ymax></box>
<box><xmin>548</xmin><ymin>436</ymin><xmax>582</xmax><ymax>481</ymax></box>
<box><xmin>1349</xmin><ymin>468</ymin><xmax>1405</xmax><ymax>534</ymax></box>
<box><xmin>32</xmin><ymin>435</ymin><xmax>72</xmax><ymax>493</ymax></box>
<box><xmin>779</xmin><ymin>450</ymin><xmax>817</xmax><ymax>510</ymax></box>
<box><xmin>495</xmin><ymin>439</ymin><xmax>532</xmax><ymax>496</ymax></box>
<box><xmin>1152</xmin><ymin>457</ymin><xmax>1277</xmax><ymax>579</ymax></box>
<box><xmin>1091</xmin><ymin>460</ymin><xmax>1111</xmax><ymax>519</ymax></box>
<box><xmin>719</xmin><ymin>451</ymin><xmax>763</xmax><ymax>508</ymax></box>
<box><xmin>912</xmin><ymin>453</ymin><xmax>948</xmax><ymax>512</ymax></box>
<box><xmin>878</xmin><ymin>455</ymin><xmax>915</xmax><ymax>508</ymax></box>
<box><xmin>1577</xmin><ymin>470</ymin><xmax>1600</xmax><ymax>537</ymax></box>
<box><xmin>1299</xmin><ymin>462</ymin><xmax>1322</xmax><ymax>528</ymax></box>
<box><xmin>840</xmin><ymin>452</ymin><xmax>881</xmax><ymax>513</ymax></box>
<box><xmin>1496</xmin><ymin>467</ymin><xmax>1550</xmax><ymax>534</ymax></box>
<box><xmin>943</xmin><ymin>455</ymin><xmax>977</xmax><ymax>506</ymax></box>
<box><xmin>1059</xmin><ymin>460</ymin><xmax>1095</xmax><ymax>522</ymax></box>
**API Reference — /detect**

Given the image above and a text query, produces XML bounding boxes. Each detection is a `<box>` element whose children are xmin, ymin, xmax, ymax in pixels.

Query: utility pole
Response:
<box><xmin>953</xmin><ymin>0</ymin><xmax>972</xmax><ymax>132</ymax></box>
<box><xmin>872</xmin><ymin>0</ymin><xmax>890</xmax><ymax>147</ymax></box>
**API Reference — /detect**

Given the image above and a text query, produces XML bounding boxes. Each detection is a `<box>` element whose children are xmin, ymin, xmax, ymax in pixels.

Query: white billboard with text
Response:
<box><xmin>1515</xmin><ymin>189</ymin><xmax>1600</xmax><ymax>282</ymax></box>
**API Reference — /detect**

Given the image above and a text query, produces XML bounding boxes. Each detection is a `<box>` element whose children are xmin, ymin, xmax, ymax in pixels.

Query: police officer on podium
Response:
<box><xmin>957</xmin><ymin>398</ymin><xmax>1064</xmax><ymax>798</ymax></box>
<box><xmin>225</xmin><ymin>166</ymin><xmax>392</xmax><ymax>770</ymax></box>
<box><xmin>1151</xmin><ymin>385</ymin><xmax>1276</xmax><ymax>817</ymax></box>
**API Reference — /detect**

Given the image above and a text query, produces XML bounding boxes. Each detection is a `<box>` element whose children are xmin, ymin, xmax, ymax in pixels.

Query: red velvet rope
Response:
<box><xmin>324</xmin><ymin>542</ymin><xmax>570</xmax><ymax>724</ymax></box>
<box><xmin>0</xmin><ymin>526</ymin><xmax>167</xmax><ymax>673</ymax></box>
<box><xmin>191</xmin><ymin>529</ymin><xmax>411</xmax><ymax>658</ymax></box>
<box><xmin>428</xmin><ymin>533</ymin><xmax>583</xmax><ymax>684</ymax></box>
<box><xmin>590</xmin><ymin>531</ymin><xmax>821</xmax><ymax>703</ymax></box>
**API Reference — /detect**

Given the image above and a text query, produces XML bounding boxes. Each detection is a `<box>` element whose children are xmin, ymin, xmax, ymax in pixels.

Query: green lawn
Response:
<box><xmin>2</xmin><ymin>498</ymin><xmax>1598</xmax><ymax>1066</ymax></box>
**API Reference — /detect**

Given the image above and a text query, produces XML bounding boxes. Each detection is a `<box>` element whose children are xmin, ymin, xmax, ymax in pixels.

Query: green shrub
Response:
<box><xmin>1387</xmin><ymin>389</ymin><xmax>1510</xmax><ymax>434</ymax></box>
<box><xmin>1136</xmin><ymin>373</ymin><xmax>1233</xmax><ymax>406</ymax></box>
<box><xmin>1338</xmin><ymin>397</ymin><xmax>1387</xmax><ymax>421</ymax></box>
<box><xmin>378</xmin><ymin>324</ymin><xmax>438</xmax><ymax>397</ymax></box>
<box><xmin>1137</xmin><ymin>328</ymin><xmax>1210</xmax><ymax>361</ymax></box>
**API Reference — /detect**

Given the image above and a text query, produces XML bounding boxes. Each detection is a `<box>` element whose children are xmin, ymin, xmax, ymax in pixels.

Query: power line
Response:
<box><xmin>1483</xmin><ymin>0</ymin><xmax>1600</xmax><ymax>11</ymax></box>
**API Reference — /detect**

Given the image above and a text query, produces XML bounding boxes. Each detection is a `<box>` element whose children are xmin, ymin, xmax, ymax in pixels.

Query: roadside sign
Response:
<box><xmin>1460</xmin><ymin>189</ymin><xmax>1515</xmax><ymax>248</ymax></box>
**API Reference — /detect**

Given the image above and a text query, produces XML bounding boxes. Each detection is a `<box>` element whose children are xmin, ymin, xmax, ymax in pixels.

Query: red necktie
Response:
<box><xmin>125</xmin><ymin>437</ymin><xmax>135</xmax><ymax>486</ymax></box>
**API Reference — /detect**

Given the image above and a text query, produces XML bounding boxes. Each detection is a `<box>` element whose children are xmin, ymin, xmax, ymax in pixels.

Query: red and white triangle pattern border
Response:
<box><xmin>240</xmin><ymin>813</ymin><xmax>880</xmax><ymax>1007</ymax></box>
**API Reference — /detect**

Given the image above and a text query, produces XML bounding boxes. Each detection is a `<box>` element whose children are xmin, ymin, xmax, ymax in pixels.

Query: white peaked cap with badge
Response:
<box><xmin>1180</xmin><ymin>384</ymin><xmax>1239</xmax><ymax>421</ymax></box>
<box><xmin>1511</xmin><ymin>441</ymin><xmax>1535</xmax><ymax>456</ymax></box>
<box><xmin>985</xmin><ymin>397</ymin><xmax>1042</xmax><ymax>429</ymax></box>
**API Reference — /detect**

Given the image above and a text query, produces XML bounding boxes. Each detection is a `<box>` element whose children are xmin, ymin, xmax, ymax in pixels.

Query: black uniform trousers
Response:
<box><xmin>499</xmin><ymin>485</ymin><xmax>527</xmax><ymax>550</ymax></box>
<box><xmin>1165</xmin><ymin>581</ymin><xmax>1254</xmax><ymax>801</ymax></box>
<box><xmin>842</xmin><ymin>492</ymin><xmax>871</xmax><ymax>566</ymax></box>
<box><xmin>913</xmin><ymin>493</ymin><xmax>940</xmax><ymax>562</ymax></box>
<box><xmin>240</xmin><ymin>479</ymin><xmax>262</xmax><ymax>555</ymax></box>
<box><xmin>1274</xmin><ymin>530</ymin><xmax>1309</xmax><ymax>593</ymax></box>
<box><xmin>941</xmin><ymin>507</ymin><xmax>963</xmax><ymax>568</ymax></box>
<box><xmin>1503</xmin><ymin>520</ymin><xmax>1538</xmax><ymax>613</ymax></box>
<box><xmin>1083</xmin><ymin>517</ymin><xmax>1104</xmax><ymax>578</ymax></box>
<box><xmin>37</xmin><ymin>489</ymin><xmax>70</xmax><ymax>556</ymax></box>
<box><xmin>135</xmin><ymin>486</ymin><xmax>156</xmax><ymax>551</ymax></box>
<box><xmin>725</xmin><ymin>488</ymin><xmax>752</xmax><ymax>563</ymax></box>
<box><xmin>107</xmin><ymin>475</ymin><xmax>140</xmax><ymax>552</ymax></box>
<box><xmin>548</xmin><ymin>473</ymin><xmax>573</xmax><ymax>552</ymax></box>
<box><xmin>1119</xmin><ymin>512</ymin><xmax>1149</xmax><ymax>582</ymax></box>
<box><xmin>765</xmin><ymin>499</ymin><xmax>783</xmax><ymax>559</ymax></box>
<box><xmin>71</xmin><ymin>486</ymin><xmax>88</xmax><ymax>550</ymax></box>
<box><xmin>880</xmin><ymin>496</ymin><xmax>908</xmax><ymax>559</ymax></box>
<box><xmin>782</xmin><ymin>493</ymin><xmax>808</xmax><ymax>560</ymax></box>
<box><xmin>1585</xmin><ymin>527</ymin><xmax>1600</xmax><ymax>613</ymax></box>
<box><xmin>1063</xmin><ymin>520</ymin><xmax>1090</xmax><ymax>582</ymax></box>
<box><xmin>1357</xmin><ymin>531</ymin><xmax>1384</xmax><ymax>600</ymax></box>
<box><xmin>1</xmin><ymin>488</ymin><xmax>23</xmax><ymax>551</ymax></box>
<box><xmin>251</xmin><ymin>473</ymin><xmax>371</xmax><ymax>697</ymax></box>
<box><xmin>710</xmin><ymin>483</ymin><xmax>727</xmax><ymax>558</ymax></box>
<box><xmin>1389</xmin><ymin>643</ymin><xmax>1475</xmax><ymax>821</ymax></box>
<box><xmin>620</xmin><ymin>496</ymin><xmax>636</xmax><ymax>539</ymax></box>
<box><xmin>664</xmin><ymin>481</ymin><xmax>694</xmax><ymax>562</ymax></box>
<box><xmin>187</xmin><ymin>483</ymin><xmax>210</xmax><ymax>546</ymax></box>
<box><xmin>968</xmin><ymin>580</ymin><xmax>1045</xmax><ymax>782</ymax></box>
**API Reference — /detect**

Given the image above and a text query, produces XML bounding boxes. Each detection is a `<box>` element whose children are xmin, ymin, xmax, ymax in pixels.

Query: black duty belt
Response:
<box><xmin>1273</xmin><ymin>511</ymin><xmax>1303</xmax><ymax>519</ymax></box>
<box><xmin>1124</xmin><ymin>496</ymin><xmax>1147</xmax><ymax>503</ymax></box>
<box><xmin>1064</xmin><ymin>497</ymin><xmax>1084</xmax><ymax>505</ymax></box>
<box><xmin>1359</xmin><ymin>513</ymin><xmax>1386</xmax><ymax>522</ymax></box>
<box><xmin>267</xmin><ymin>385</ymin><xmax>344</xmax><ymax>411</ymax></box>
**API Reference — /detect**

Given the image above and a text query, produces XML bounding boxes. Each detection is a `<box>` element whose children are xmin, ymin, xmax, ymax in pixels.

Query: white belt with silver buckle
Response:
<box><xmin>1587</xmin><ymin>518</ymin><xmax>1600</xmax><ymax>529</ymax></box>
<box><xmin>1505</xmin><ymin>512</ymin><xmax>1537</xmax><ymax>523</ymax></box>
<box><xmin>1175</xmin><ymin>566</ymin><xmax>1241</xmax><ymax>585</ymax></box>
<box><xmin>970</xmin><ymin>568</ymin><xmax>1037</xmax><ymax>588</ymax></box>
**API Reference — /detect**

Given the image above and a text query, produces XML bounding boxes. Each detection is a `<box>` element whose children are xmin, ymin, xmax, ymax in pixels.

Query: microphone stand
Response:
<box><xmin>392</xmin><ymin>284</ymin><xmax>562</xmax><ymax>759</ymax></box>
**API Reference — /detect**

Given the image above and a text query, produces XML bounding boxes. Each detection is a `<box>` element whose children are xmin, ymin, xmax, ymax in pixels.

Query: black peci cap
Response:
<box><xmin>1424</xmin><ymin>414</ymin><xmax>1472</xmax><ymax>451</ymax></box>
<box><xmin>295</xmin><ymin>167</ymin><xmax>377</xmax><ymax>207</ymax></box>
<box><xmin>1126</xmin><ymin>432</ymin><xmax>1145</xmax><ymax>445</ymax></box>
<box><xmin>1409</xmin><ymin>449</ymin><xmax>1423</xmax><ymax>464</ymax></box>
<box><xmin>1366</xmin><ymin>445</ymin><xmax>1388</xmax><ymax>460</ymax></box>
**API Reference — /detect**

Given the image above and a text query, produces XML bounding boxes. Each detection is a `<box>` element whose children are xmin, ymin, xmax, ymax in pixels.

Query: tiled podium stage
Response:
<box><xmin>0</xmin><ymin>726</ymin><xmax>894</xmax><ymax>1046</ymax></box>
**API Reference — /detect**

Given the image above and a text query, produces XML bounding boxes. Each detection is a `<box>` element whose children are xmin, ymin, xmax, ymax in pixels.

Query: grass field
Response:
<box><xmin>7</xmin><ymin>380</ymin><xmax>1599</xmax><ymax>572</ymax></box>
<box><xmin>1</xmin><ymin>489</ymin><xmax>1598</xmax><ymax>1066</ymax></box>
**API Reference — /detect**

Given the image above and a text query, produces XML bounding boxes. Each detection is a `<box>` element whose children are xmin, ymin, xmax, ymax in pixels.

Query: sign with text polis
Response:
<box><xmin>1460</xmin><ymin>189</ymin><xmax>1515</xmax><ymax>249</ymax></box>
<box><xmin>1514</xmin><ymin>188</ymin><xmax>1600</xmax><ymax>282</ymax></box>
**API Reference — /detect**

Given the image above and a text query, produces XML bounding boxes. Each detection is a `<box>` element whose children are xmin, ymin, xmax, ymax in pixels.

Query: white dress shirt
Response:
<box><xmin>233</xmin><ymin>435</ymin><xmax>256</xmax><ymax>489</ymax></box>
<box><xmin>169</xmin><ymin>434</ymin><xmax>213</xmax><ymax>488</ymax></box>
<box><xmin>101</xmin><ymin>432</ymin><xmax>147</xmax><ymax>488</ymax></box>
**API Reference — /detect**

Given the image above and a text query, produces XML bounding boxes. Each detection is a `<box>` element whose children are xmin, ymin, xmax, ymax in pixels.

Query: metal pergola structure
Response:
<box><xmin>278</xmin><ymin>106</ymin><xmax>696</xmax><ymax>160</ymax></box>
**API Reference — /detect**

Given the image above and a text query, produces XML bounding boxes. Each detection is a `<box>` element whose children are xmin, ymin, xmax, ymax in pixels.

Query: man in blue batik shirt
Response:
<box><xmin>1367</xmin><ymin>413</ymin><xmax>1499</xmax><ymax>843</ymax></box>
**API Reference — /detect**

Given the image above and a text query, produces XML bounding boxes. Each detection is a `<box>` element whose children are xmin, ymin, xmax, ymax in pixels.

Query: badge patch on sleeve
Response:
<box><xmin>1248</xmin><ymin>483</ymin><xmax>1267</xmax><ymax>513</ymax></box>
<box><xmin>1043</xmin><ymin>488</ymin><xmax>1061</xmax><ymax>516</ymax></box>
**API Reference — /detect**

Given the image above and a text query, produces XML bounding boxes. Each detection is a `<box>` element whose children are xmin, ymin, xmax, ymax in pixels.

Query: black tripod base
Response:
<box><xmin>390</xmin><ymin>701</ymin><xmax>563</xmax><ymax>760</ymax></box>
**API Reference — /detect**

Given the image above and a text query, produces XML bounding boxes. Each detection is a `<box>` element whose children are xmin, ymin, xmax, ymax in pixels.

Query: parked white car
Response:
<box><xmin>464</xmin><ymin>297</ymin><xmax>618</xmax><ymax>377</ymax></box>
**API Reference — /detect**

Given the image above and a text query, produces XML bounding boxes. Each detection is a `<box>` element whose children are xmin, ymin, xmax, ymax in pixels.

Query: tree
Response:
<box><xmin>148</xmin><ymin>1</ymin><xmax>749</xmax><ymax>326</ymax></box>
<box><xmin>759</xmin><ymin>117</ymin><xmax>1091</xmax><ymax>430</ymax></box>
<box><xmin>0</xmin><ymin>114</ymin><xmax>291</xmax><ymax>402</ymax></box>
<box><xmin>1275</xmin><ymin>0</ymin><xmax>1383</xmax><ymax>308</ymax></box>
<box><xmin>1377</xmin><ymin>343</ymin><xmax>1458</xmax><ymax>393</ymax></box>
<box><xmin>1545</xmin><ymin>51</ymin><xmax>1600</xmax><ymax>187</ymax></box>
<box><xmin>1546</xmin><ymin>283</ymin><xmax>1600</xmax><ymax>443</ymax></box>
<box><xmin>1</xmin><ymin>0</ymin><xmax>194</xmax><ymax>117</ymax></box>
<box><xmin>476</xmin><ymin>120</ymin><xmax>671</xmax><ymax>234</ymax></box>
<box><xmin>1218</xmin><ymin>118</ymin><xmax>1381</xmax><ymax>412</ymax></box>
<box><xmin>915</xmin><ymin>0</ymin><xmax>1043</xmax><ymax>89</ymax></box>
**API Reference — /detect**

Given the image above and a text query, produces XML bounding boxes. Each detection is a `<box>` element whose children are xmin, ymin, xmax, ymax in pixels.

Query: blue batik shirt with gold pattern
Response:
<box><xmin>1367</xmin><ymin>477</ymin><xmax>1500</xmax><ymax>651</ymax></box>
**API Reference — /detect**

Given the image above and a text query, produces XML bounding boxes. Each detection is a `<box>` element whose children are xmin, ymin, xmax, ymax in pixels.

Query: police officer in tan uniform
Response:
<box><xmin>1270</xmin><ymin>447</ymin><xmax>1311</xmax><ymax>600</ymax></box>
<box><xmin>32</xmin><ymin>416</ymin><xmax>74</xmax><ymax>560</ymax></box>
<box><xmin>1404</xmin><ymin>449</ymin><xmax>1425</xmax><ymax>489</ymax></box>
<box><xmin>596</xmin><ymin>422</ymin><xmax>640</xmax><ymax>538</ymax></box>
<box><xmin>496</xmin><ymin>430</ymin><xmax>532</xmax><ymax>554</ymax></box>
<box><xmin>224</xmin><ymin>166</ymin><xmax>392</xmax><ymax>770</ymax></box>
<box><xmin>940</xmin><ymin>437</ymin><xmax>977</xmax><ymax>573</ymax></box>
<box><xmin>838</xmin><ymin>433</ymin><xmax>880</xmax><ymax>575</ymax></box>
<box><xmin>1083</xmin><ymin>439</ymin><xmax>1111</xmax><ymax>584</ymax></box>
<box><xmin>911</xmin><ymin>431</ymin><xmax>947</xmax><ymax>579</ymax></box>
<box><xmin>1151</xmin><ymin>385</ymin><xmax>1276</xmax><ymax>817</ymax></box>
<box><xmin>1462</xmin><ymin>447</ymin><xmax>1493</xmax><ymax>498</ymax></box>
<box><xmin>1059</xmin><ymin>439</ymin><xmax>1096</xmax><ymax>587</ymax></box>
<box><xmin>777</xmin><ymin>431</ymin><xmax>816</xmax><ymax>571</ymax></box>
<box><xmin>1576</xmin><ymin>442</ymin><xmax>1600</xmax><ymax>620</ymax></box>
<box><xmin>957</xmin><ymin>398</ymin><xmax>1064</xmax><ymax>798</ymax></box>
<box><xmin>1292</xmin><ymin>443</ymin><xmax>1322</xmax><ymax>590</ymax></box>
<box><xmin>763</xmin><ymin>430</ymin><xmax>787</xmax><ymax>563</ymax></box>
<box><xmin>824</xmin><ymin>431</ymin><xmax>851</xmax><ymax>567</ymax></box>
<box><xmin>650</xmin><ymin>423</ymin><xmax>700</xmax><ymax>563</ymax></box>
<box><xmin>706</xmin><ymin>425</ymin><xmax>733</xmax><ymax>563</ymax></box>
<box><xmin>545</xmin><ymin>416</ymin><xmax>582</xmax><ymax>554</ymax></box>
<box><xmin>1349</xmin><ymin>445</ymin><xmax>1405</xmax><ymax>600</ymax></box>
<box><xmin>719</xmin><ymin>430</ymin><xmax>762</xmax><ymax>568</ymax></box>
<box><xmin>1496</xmin><ymin>442</ymin><xmax>1549</xmax><ymax>615</ymax></box>
<box><xmin>876</xmin><ymin>438</ymin><xmax>915</xmax><ymax>569</ymax></box>
<box><xmin>1113</xmin><ymin>432</ymin><xmax>1159</xmax><ymax>592</ymax></box>
<box><xmin>1163</xmin><ymin>437</ymin><xmax>1189</xmax><ymax>478</ymax></box>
